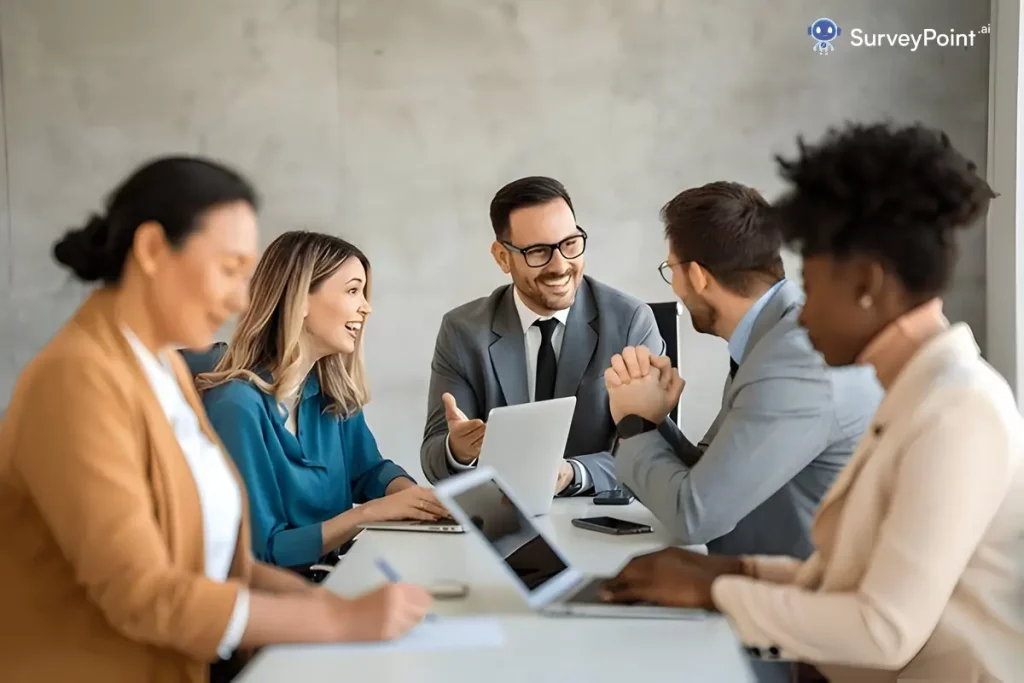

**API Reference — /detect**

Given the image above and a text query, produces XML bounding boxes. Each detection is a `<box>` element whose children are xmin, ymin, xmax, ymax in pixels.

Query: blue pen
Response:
<box><xmin>374</xmin><ymin>557</ymin><xmax>402</xmax><ymax>582</ymax></box>
<box><xmin>375</xmin><ymin>558</ymin><xmax>436</xmax><ymax>621</ymax></box>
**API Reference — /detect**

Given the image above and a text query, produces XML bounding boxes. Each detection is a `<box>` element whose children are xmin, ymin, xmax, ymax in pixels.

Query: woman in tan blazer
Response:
<box><xmin>0</xmin><ymin>156</ymin><xmax>431</xmax><ymax>683</ymax></box>
<box><xmin>599</xmin><ymin>123</ymin><xmax>1023</xmax><ymax>682</ymax></box>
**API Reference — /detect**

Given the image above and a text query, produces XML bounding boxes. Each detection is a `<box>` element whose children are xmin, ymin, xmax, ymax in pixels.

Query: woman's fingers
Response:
<box><xmin>409</xmin><ymin>488</ymin><xmax>451</xmax><ymax>518</ymax></box>
<box><xmin>421</xmin><ymin>500</ymin><xmax>451</xmax><ymax>518</ymax></box>
<box><xmin>402</xmin><ymin>506</ymin><xmax>439</xmax><ymax>522</ymax></box>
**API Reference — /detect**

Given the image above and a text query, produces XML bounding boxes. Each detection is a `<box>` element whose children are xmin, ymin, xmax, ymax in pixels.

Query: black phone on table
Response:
<box><xmin>594</xmin><ymin>487</ymin><xmax>635</xmax><ymax>505</ymax></box>
<box><xmin>571</xmin><ymin>516</ymin><xmax>652</xmax><ymax>535</ymax></box>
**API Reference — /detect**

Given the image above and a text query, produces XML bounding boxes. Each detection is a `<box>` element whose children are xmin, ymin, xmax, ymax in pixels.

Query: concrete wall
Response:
<box><xmin>0</xmin><ymin>0</ymin><xmax>991</xmax><ymax>477</ymax></box>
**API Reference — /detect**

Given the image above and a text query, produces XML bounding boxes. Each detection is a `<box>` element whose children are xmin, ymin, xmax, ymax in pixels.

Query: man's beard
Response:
<box><xmin>688</xmin><ymin>296</ymin><xmax>718</xmax><ymax>336</ymax></box>
<box><xmin>526</xmin><ymin>270</ymin><xmax>577</xmax><ymax>310</ymax></box>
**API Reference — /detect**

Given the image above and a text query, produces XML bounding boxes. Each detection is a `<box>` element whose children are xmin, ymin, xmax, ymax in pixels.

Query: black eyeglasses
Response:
<box><xmin>660</xmin><ymin>259</ymin><xmax>705</xmax><ymax>285</ymax></box>
<box><xmin>502</xmin><ymin>228</ymin><xmax>588</xmax><ymax>268</ymax></box>
<box><xmin>658</xmin><ymin>260</ymin><xmax>682</xmax><ymax>285</ymax></box>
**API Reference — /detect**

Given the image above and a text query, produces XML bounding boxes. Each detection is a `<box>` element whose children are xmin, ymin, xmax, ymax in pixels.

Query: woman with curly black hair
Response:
<box><xmin>600</xmin><ymin>122</ymin><xmax>1024</xmax><ymax>682</ymax></box>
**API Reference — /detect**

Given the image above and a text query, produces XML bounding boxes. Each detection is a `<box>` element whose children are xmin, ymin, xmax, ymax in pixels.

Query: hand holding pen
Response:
<box><xmin>375</xmin><ymin>557</ymin><xmax>437</xmax><ymax>622</ymax></box>
<box><xmin>332</xmin><ymin>560</ymin><xmax>433</xmax><ymax>641</ymax></box>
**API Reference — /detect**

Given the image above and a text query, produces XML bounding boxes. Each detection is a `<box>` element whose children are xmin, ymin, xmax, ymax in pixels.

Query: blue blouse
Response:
<box><xmin>202</xmin><ymin>372</ymin><xmax>412</xmax><ymax>567</ymax></box>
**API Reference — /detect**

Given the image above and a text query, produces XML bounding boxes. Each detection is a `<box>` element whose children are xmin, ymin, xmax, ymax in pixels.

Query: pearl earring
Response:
<box><xmin>858</xmin><ymin>294</ymin><xmax>873</xmax><ymax>309</ymax></box>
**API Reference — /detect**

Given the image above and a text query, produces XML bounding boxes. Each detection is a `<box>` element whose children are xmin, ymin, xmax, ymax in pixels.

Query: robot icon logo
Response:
<box><xmin>808</xmin><ymin>18</ymin><xmax>842</xmax><ymax>55</ymax></box>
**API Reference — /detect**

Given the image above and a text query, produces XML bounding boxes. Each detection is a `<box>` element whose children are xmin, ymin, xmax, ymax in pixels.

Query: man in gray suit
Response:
<box><xmin>420</xmin><ymin>176</ymin><xmax>666</xmax><ymax>495</ymax></box>
<box><xmin>606</xmin><ymin>181</ymin><xmax>882</xmax><ymax>559</ymax></box>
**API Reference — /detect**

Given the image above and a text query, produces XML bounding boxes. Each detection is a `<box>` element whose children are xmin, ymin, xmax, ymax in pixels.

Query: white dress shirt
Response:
<box><xmin>513</xmin><ymin>286</ymin><xmax>570</xmax><ymax>402</ymax></box>
<box><xmin>124</xmin><ymin>329</ymin><xmax>249</xmax><ymax>660</ymax></box>
<box><xmin>446</xmin><ymin>288</ymin><xmax>590</xmax><ymax>492</ymax></box>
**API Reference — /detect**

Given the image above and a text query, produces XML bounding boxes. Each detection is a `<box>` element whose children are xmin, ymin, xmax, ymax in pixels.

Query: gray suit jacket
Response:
<box><xmin>421</xmin><ymin>276</ymin><xmax>666</xmax><ymax>493</ymax></box>
<box><xmin>616</xmin><ymin>280</ymin><xmax>883</xmax><ymax>558</ymax></box>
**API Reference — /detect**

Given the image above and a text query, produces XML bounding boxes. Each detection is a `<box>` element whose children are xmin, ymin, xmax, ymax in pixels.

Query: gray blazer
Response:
<box><xmin>616</xmin><ymin>280</ymin><xmax>883</xmax><ymax>558</ymax></box>
<box><xmin>421</xmin><ymin>276</ymin><xmax>666</xmax><ymax>493</ymax></box>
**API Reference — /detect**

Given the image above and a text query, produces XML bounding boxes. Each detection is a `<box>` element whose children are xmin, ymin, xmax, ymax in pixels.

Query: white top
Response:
<box><xmin>712</xmin><ymin>324</ymin><xmax>1024</xmax><ymax>682</ymax></box>
<box><xmin>278</xmin><ymin>389</ymin><xmax>301</xmax><ymax>436</ymax></box>
<box><xmin>124</xmin><ymin>329</ymin><xmax>249</xmax><ymax>660</ymax></box>
<box><xmin>445</xmin><ymin>288</ymin><xmax>587</xmax><ymax>491</ymax></box>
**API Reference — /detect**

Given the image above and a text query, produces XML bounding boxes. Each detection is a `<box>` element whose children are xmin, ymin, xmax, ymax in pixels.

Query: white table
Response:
<box><xmin>238</xmin><ymin>499</ymin><xmax>756</xmax><ymax>682</ymax></box>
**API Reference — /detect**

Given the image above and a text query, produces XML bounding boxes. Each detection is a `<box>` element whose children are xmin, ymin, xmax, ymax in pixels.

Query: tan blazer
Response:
<box><xmin>712</xmin><ymin>324</ymin><xmax>1024</xmax><ymax>682</ymax></box>
<box><xmin>0</xmin><ymin>288</ymin><xmax>255</xmax><ymax>683</ymax></box>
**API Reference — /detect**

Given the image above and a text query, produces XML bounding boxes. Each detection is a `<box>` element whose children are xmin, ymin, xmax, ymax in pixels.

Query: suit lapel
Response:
<box><xmin>489</xmin><ymin>287</ymin><xmax>531</xmax><ymax>406</ymax></box>
<box><xmin>813</xmin><ymin>325</ymin><xmax>967</xmax><ymax>526</ymax></box>
<box><xmin>715</xmin><ymin>283</ymin><xmax>799</xmax><ymax>425</ymax></box>
<box><xmin>746</xmin><ymin>280</ymin><xmax>803</xmax><ymax>354</ymax></box>
<box><xmin>488</xmin><ymin>279</ymin><xmax>600</xmax><ymax>405</ymax></box>
<box><xmin>75</xmin><ymin>290</ymin><xmax>206</xmax><ymax>565</ymax></box>
<box><xmin>554</xmin><ymin>279</ymin><xmax>598</xmax><ymax>398</ymax></box>
<box><xmin>77</xmin><ymin>289</ymin><xmax>253</xmax><ymax>578</ymax></box>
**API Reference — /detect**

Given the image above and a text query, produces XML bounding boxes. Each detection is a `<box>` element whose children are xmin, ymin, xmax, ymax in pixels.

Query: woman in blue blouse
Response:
<box><xmin>195</xmin><ymin>231</ymin><xmax>448</xmax><ymax>569</ymax></box>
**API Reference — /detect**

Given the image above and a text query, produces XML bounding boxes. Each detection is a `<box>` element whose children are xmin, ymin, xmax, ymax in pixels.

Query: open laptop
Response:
<box><xmin>359</xmin><ymin>396</ymin><xmax>575</xmax><ymax>533</ymax></box>
<box><xmin>476</xmin><ymin>396</ymin><xmax>576</xmax><ymax>517</ymax></box>
<box><xmin>434</xmin><ymin>466</ymin><xmax>707</xmax><ymax>620</ymax></box>
<box><xmin>359</xmin><ymin>519</ymin><xmax>464</xmax><ymax>533</ymax></box>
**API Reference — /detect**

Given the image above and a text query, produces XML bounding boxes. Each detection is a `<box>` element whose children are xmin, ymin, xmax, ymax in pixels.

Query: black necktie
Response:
<box><xmin>534</xmin><ymin>318</ymin><xmax>559</xmax><ymax>401</ymax></box>
<box><xmin>729</xmin><ymin>357</ymin><xmax>739</xmax><ymax>379</ymax></box>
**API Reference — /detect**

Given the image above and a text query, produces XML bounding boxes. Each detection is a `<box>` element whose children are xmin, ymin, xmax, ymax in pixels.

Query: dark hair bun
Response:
<box><xmin>52</xmin><ymin>214</ymin><xmax>118</xmax><ymax>283</ymax></box>
<box><xmin>52</xmin><ymin>156</ymin><xmax>258</xmax><ymax>285</ymax></box>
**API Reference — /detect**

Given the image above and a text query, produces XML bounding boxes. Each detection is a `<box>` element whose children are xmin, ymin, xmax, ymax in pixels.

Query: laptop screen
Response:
<box><xmin>450</xmin><ymin>475</ymin><xmax>569</xmax><ymax>592</ymax></box>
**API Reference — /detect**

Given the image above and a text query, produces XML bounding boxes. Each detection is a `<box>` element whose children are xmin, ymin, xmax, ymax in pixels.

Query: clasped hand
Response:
<box><xmin>605</xmin><ymin>346</ymin><xmax>685</xmax><ymax>425</ymax></box>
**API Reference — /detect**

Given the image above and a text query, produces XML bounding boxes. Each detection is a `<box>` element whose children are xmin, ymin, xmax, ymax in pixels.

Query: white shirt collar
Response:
<box><xmin>728</xmin><ymin>278</ymin><xmax>786</xmax><ymax>364</ymax></box>
<box><xmin>512</xmin><ymin>286</ymin><xmax>570</xmax><ymax>334</ymax></box>
<box><xmin>122</xmin><ymin>327</ymin><xmax>194</xmax><ymax>420</ymax></box>
<box><xmin>123</xmin><ymin>326</ymin><xmax>173</xmax><ymax>376</ymax></box>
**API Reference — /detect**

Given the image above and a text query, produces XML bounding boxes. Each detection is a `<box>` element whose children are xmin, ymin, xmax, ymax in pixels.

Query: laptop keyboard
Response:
<box><xmin>569</xmin><ymin>578</ymin><xmax>605</xmax><ymax>603</ymax></box>
<box><xmin>567</xmin><ymin>577</ymin><xmax>652</xmax><ymax>606</ymax></box>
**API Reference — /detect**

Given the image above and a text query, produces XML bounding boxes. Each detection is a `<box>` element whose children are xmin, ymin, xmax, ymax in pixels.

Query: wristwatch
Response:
<box><xmin>615</xmin><ymin>414</ymin><xmax>659</xmax><ymax>439</ymax></box>
<box><xmin>559</xmin><ymin>460</ymin><xmax>584</xmax><ymax>497</ymax></box>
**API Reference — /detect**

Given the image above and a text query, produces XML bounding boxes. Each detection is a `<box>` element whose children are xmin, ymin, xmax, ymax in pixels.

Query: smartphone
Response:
<box><xmin>594</xmin><ymin>488</ymin><xmax>635</xmax><ymax>505</ymax></box>
<box><xmin>571</xmin><ymin>516</ymin><xmax>652</xmax><ymax>535</ymax></box>
<box><xmin>426</xmin><ymin>580</ymin><xmax>469</xmax><ymax>600</ymax></box>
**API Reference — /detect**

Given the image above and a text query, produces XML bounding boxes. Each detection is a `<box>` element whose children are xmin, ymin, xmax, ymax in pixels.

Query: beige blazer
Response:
<box><xmin>0</xmin><ymin>288</ymin><xmax>255</xmax><ymax>683</ymax></box>
<box><xmin>712</xmin><ymin>323</ymin><xmax>1024</xmax><ymax>682</ymax></box>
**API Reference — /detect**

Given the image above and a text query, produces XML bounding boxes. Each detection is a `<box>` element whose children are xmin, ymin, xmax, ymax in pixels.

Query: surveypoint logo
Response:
<box><xmin>807</xmin><ymin>17</ymin><xmax>991</xmax><ymax>55</ymax></box>
<box><xmin>808</xmin><ymin>18</ymin><xmax>841</xmax><ymax>55</ymax></box>
<box><xmin>849</xmin><ymin>26</ymin><xmax>986</xmax><ymax>51</ymax></box>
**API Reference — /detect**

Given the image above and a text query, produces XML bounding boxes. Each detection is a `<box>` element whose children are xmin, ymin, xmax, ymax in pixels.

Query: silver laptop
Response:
<box><xmin>359</xmin><ymin>519</ymin><xmax>464</xmax><ymax>533</ymax></box>
<box><xmin>359</xmin><ymin>396</ymin><xmax>574</xmax><ymax>533</ymax></box>
<box><xmin>477</xmin><ymin>396</ymin><xmax>576</xmax><ymax>517</ymax></box>
<box><xmin>435</xmin><ymin>466</ymin><xmax>707</xmax><ymax>620</ymax></box>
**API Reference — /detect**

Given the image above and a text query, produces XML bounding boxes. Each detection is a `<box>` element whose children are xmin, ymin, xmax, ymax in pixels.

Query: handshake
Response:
<box><xmin>604</xmin><ymin>345</ymin><xmax>686</xmax><ymax>426</ymax></box>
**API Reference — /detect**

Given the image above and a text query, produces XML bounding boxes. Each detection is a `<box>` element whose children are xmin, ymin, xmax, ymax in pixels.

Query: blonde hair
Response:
<box><xmin>197</xmin><ymin>230</ymin><xmax>371</xmax><ymax>416</ymax></box>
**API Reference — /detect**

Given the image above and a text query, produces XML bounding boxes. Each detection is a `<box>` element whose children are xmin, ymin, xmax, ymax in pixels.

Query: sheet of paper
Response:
<box><xmin>332</xmin><ymin>617</ymin><xmax>505</xmax><ymax>653</ymax></box>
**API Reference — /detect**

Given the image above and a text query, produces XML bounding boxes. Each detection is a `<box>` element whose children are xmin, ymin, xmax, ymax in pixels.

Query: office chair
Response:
<box><xmin>179</xmin><ymin>341</ymin><xmax>228</xmax><ymax>377</ymax></box>
<box><xmin>647</xmin><ymin>301</ymin><xmax>683</xmax><ymax>426</ymax></box>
